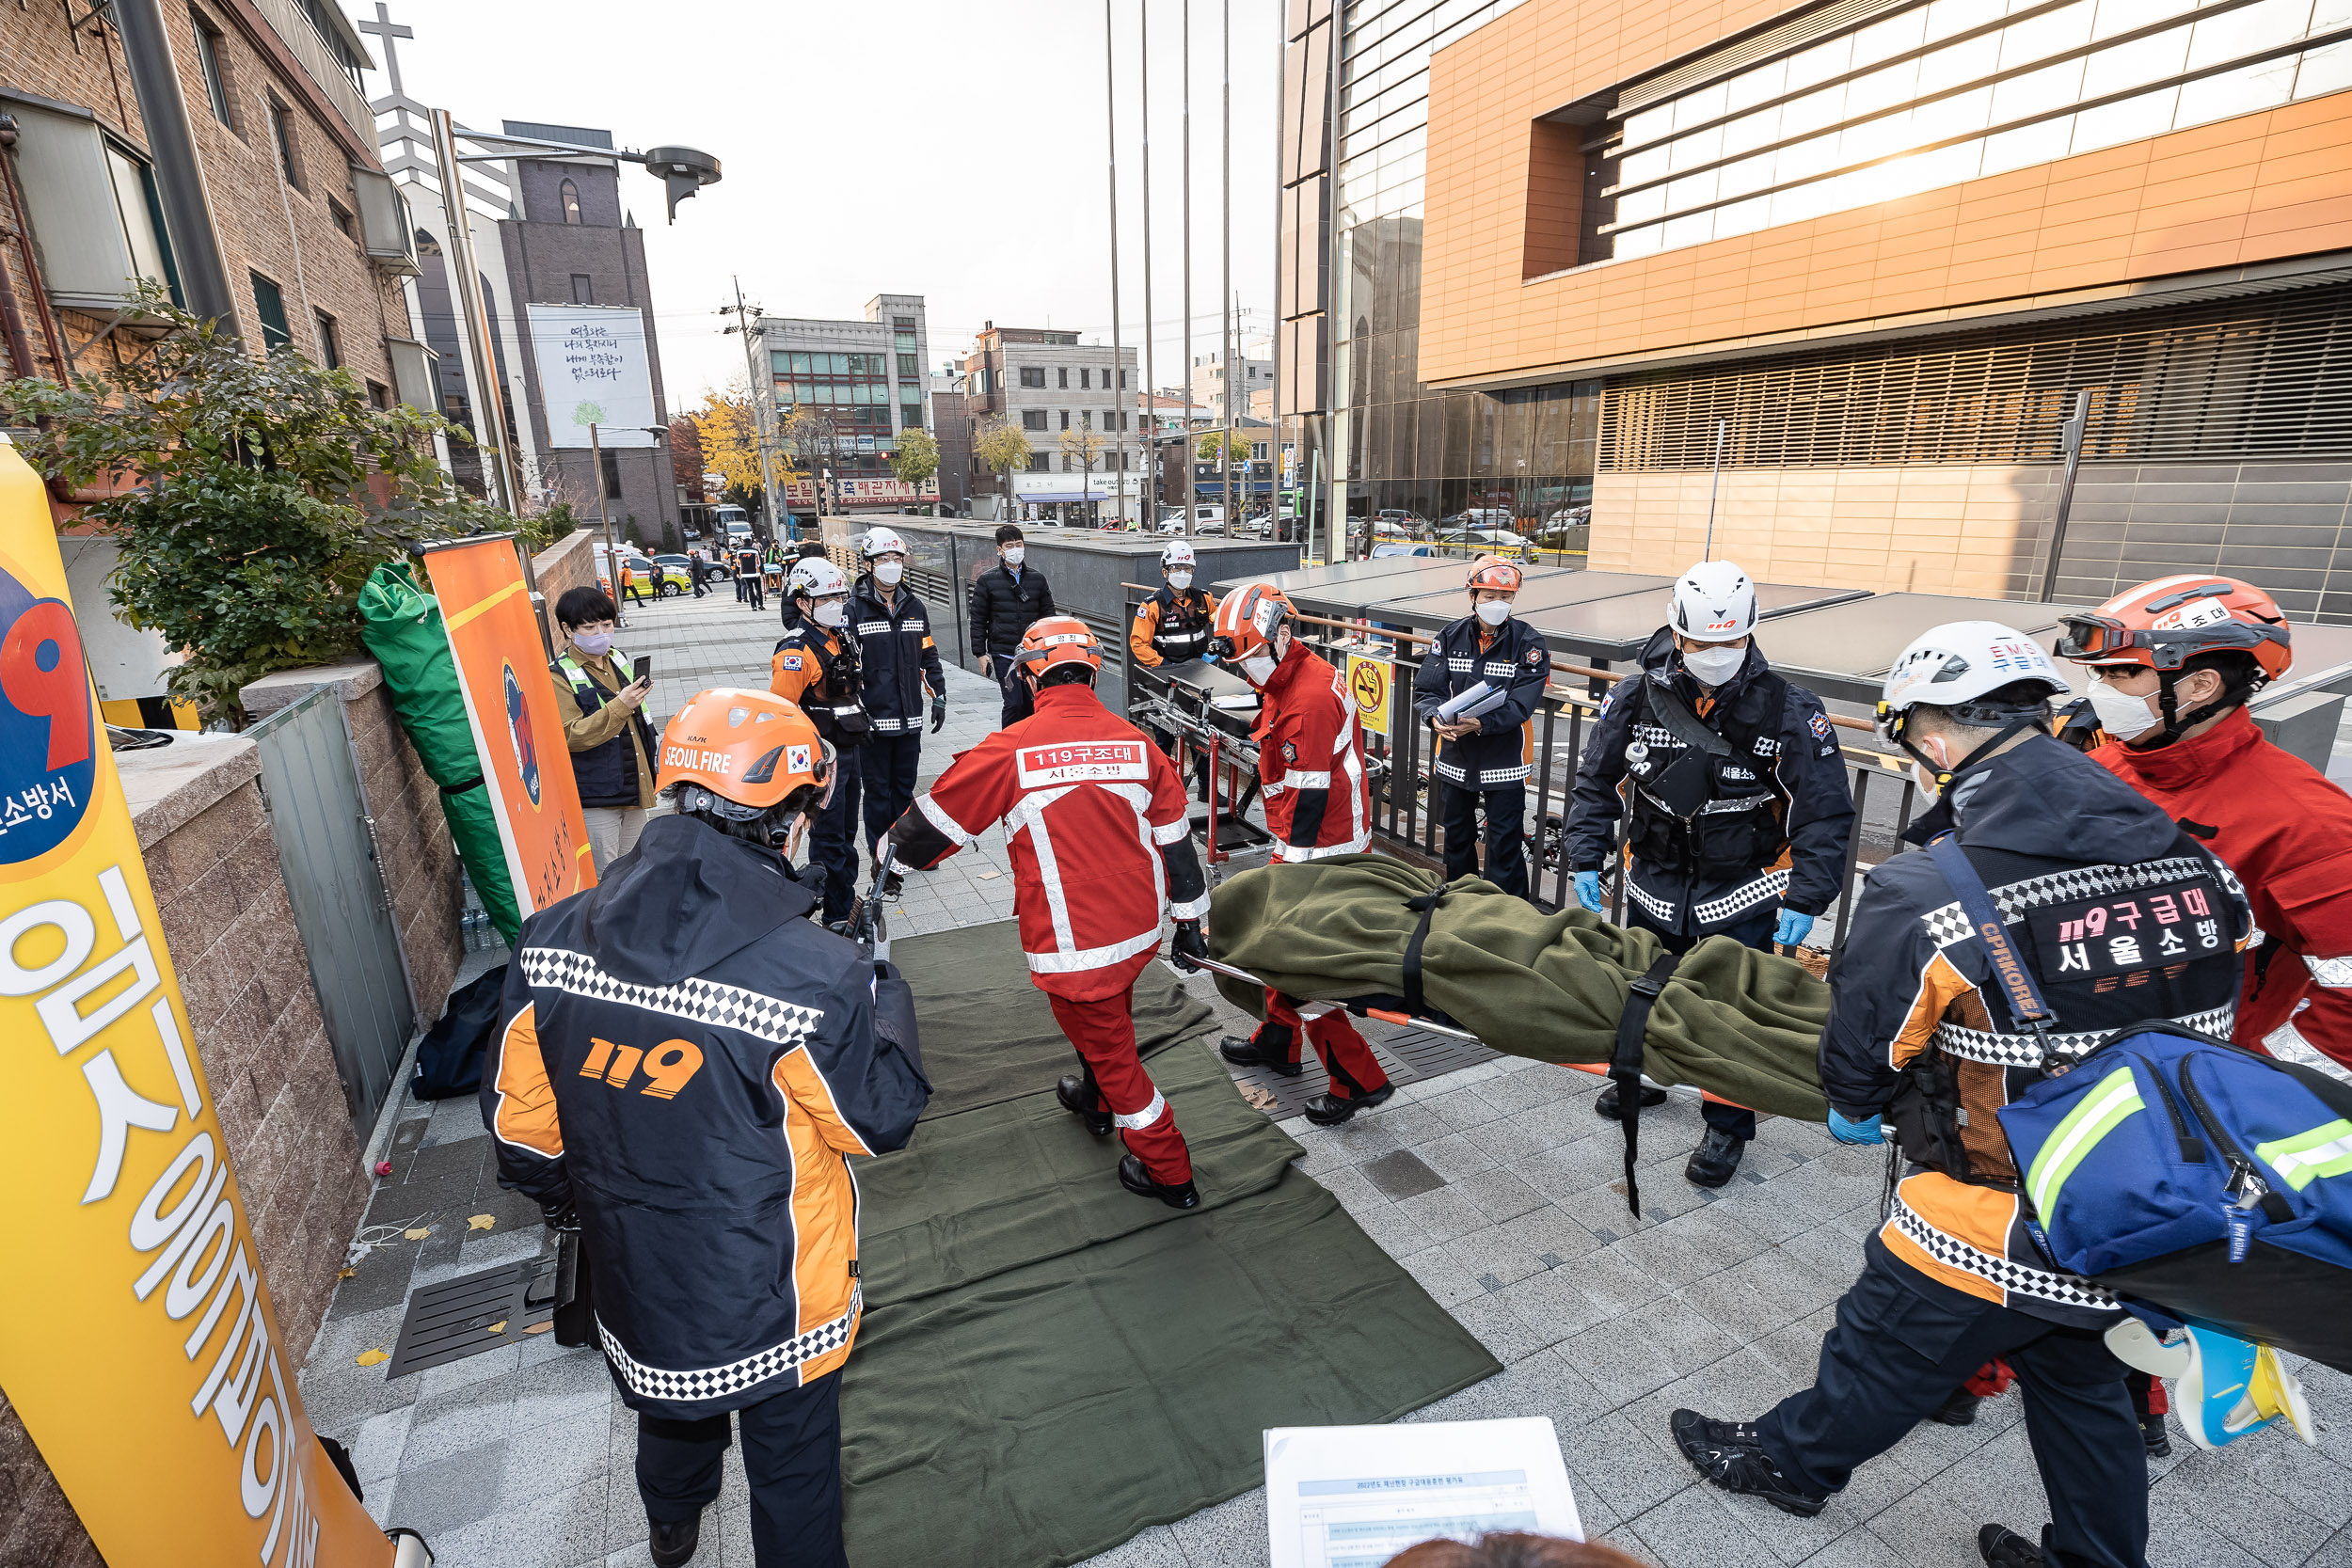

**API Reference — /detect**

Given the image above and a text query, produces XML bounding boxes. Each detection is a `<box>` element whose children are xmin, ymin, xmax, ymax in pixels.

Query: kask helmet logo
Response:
<box><xmin>0</xmin><ymin>562</ymin><xmax>97</xmax><ymax>864</ymax></box>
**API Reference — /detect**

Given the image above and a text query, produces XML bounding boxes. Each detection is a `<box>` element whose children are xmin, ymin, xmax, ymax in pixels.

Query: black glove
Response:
<box><xmin>1169</xmin><ymin>920</ymin><xmax>1208</xmax><ymax>974</ymax></box>
<box><xmin>930</xmin><ymin>694</ymin><xmax>947</xmax><ymax>734</ymax></box>
<box><xmin>540</xmin><ymin>1200</ymin><xmax>580</xmax><ymax>1234</ymax></box>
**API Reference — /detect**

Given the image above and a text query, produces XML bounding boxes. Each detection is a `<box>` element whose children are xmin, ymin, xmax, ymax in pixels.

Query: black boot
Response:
<box><xmin>2140</xmin><ymin>1412</ymin><xmax>2171</xmax><ymax>1459</ymax></box>
<box><xmin>1594</xmin><ymin>1082</ymin><xmax>1668</xmax><ymax>1117</ymax></box>
<box><xmin>1671</xmin><ymin>1410</ymin><xmax>1825</xmax><ymax>1518</ymax></box>
<box><xmin>1302</xmin><ymin>1083</ymin><xmax>1395</xmax><ymax>1127</ymax></box>
<box><xmin>1931</xmin><ymin>1386</ymin><xmax>1981</xmax><ymax>1426</ymax></box>
<box><xmin>649</xmin><ymin>1510</ymin><xmax>703</xmax><ymax>1567</ymax></box>
<box><xmin>1218</xmin><ymin>1028</ymin><xmax>1303</xmax><ymax>1077</ymax></box>
<box><xmin>1978</xmin><ymin>1525</ymin><xmax>2045</xmax><ymax>1567</ymax></box>
<box><xmin>1118</xmin><ymin>1152</ymin><xmax>1199</xmax><ymax>1210</ymax></box>
<box><xmin>1057</xmin><ymin>1074</ymin><xmax>1112</xmax><ymax>1136</ymax></box>
<box><xmin>1685</xmin><ymin>1127</ymin><xmax>1746</xmax><ymax>1188</ymax></box>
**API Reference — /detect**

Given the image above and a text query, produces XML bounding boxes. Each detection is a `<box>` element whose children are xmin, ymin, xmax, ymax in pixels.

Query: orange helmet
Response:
<box><xmin>2056</xmin><ymin>576</ymin><xmax>2292</xmax><ymax>683</ymax></box>
<box><xmin>1009</xmin><ymin>615</ymin><xmax>1104</xmax><ymax>682</ymax></box>
<box><xmin>1208</xmin><ymin>581</ymin><xmax>1295</xmax><ymax>662</ymax></box>
<box><xmin>658</xmin><ymin>689</ymin><xmax>834</xmax><ymax>817</ymax></box>
<box><xmin>1467</xmin><ymin>555</ymin><xmax>1522</xmax><ymax>593</ymax></box>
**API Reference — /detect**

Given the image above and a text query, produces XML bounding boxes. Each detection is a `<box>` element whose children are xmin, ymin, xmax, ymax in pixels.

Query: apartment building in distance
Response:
<box><xmin>960</xmin><ymin>323</ymin><xmax>1141</xmax><ymax>515</ymax></box>
<box><xmin>755</xmin><ymin>294</ymin><xmax>934</xmax><ymax>516</ymax></box>
<box><xmin>1283</xmin><ymin>0</ymin><xmax>2352</xmax><ymax>614</ymax></box>
<box><xmin>1187</xmin><ymin>340</ymin><xmax>1274</xmax><ymax>422</ymax></box>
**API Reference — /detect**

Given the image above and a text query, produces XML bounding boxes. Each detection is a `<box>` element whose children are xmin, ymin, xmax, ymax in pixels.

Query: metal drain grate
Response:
<box><xmin>1221</xmin><ymin>1021</ymin><xmax>1502</xmax><ymax>1121</ymax></box>
<box><xmin>383</xmin><ymin>1252</ymin><xmax>561</xmax><ymax>1378</ymax></box>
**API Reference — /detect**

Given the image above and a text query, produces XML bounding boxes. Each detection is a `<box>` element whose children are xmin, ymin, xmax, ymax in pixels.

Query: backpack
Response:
<box><xmin>412</xmin><ymin>964</ymin><xmax>508</xmax><ymax>1101</ymax></box>
<box><xmin>1996</xmin><ymin>1022</ymin><xmax>2352</xmax><ymax>1375</ymax></box>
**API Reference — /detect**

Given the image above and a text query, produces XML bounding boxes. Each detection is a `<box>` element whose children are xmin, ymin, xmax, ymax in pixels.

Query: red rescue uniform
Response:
<box><xmin>1246</xmin><ymin>638</ymin><xmax>1391</xmax><ymax>1101</ymax></box>
<box><xmin>2090</xmin><ymin>706</ymin><xmax>2352</xmax><ymax>1067</ymax></box>
<box><xmin>894</xmin><ymin>680</ymin><xmax>1210</xmax><ymax>1181</ymax></box>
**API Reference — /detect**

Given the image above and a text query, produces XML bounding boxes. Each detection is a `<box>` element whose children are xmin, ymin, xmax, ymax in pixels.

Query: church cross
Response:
<box><xmin>356</xmin><ymin>2</ymin><xmax>414</xmax><ymax>96</ymax></box>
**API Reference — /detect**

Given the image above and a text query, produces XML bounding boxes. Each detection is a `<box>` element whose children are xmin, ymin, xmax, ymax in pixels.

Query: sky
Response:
<box><xmin>354</xmin><ymin>0</ymin><xmax>1281</xmax><ymax>410</ymax></box>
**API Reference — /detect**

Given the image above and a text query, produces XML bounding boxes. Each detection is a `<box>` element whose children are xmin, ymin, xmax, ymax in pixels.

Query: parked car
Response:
<box><xmin>1375</xmin><ymin>508</ymin><xmax>1428</xmax><ymax>535</ymax></box>
<box><xmin>651</xmin><ymin>554</ymin><xmax>696</xmax><ymax>594</ymax></box>
<box><xmin>1369</xmin><ymin>542</ymin><xmax>1434</xmax><ymax>558</ymax></box>
<box><xmin>1435</xmin><ymin>524</ymin><xmax>1537</xmax><ymax>560</ymax></box>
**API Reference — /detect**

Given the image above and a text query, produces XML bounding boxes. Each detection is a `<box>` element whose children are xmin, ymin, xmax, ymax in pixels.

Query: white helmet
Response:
<box><xmin>1880</xmin><ymin>621</ymin><xmax>2070</xmax><ymax>783</ymax></box>
<box><xmin>860</xmin><ymin>526</ymin><xmax>908</xmax><ymax>560</ymax></box>
<box><xmin>1160</xmin><ymin>540</ymin><xmax>1197</xmax><ymax>570</ymax></box>
<box><xmin>787</xmin><ymin>558</ymin><xmax>849</xmax><ymax>599</ymax></box>
<box><xmin>1670</xmin><ymin>560</ymin><xmax>1757</xmax><ymax>641</ymax></box>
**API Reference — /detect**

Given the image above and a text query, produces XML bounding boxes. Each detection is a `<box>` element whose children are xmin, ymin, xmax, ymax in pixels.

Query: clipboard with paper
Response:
<box><xmin>1434</xmin><ymin>680</ymin><xmax>1508</xmax><ymax>724</ymax></box>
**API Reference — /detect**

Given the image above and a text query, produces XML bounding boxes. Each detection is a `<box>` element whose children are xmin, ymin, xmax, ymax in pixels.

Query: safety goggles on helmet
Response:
<box><xmin>2054</xmin><ymin>578</ymin><xmax>2291</xmax><ymax>679</ymax></box>
<box><xmin>1206</xmin><ymin>581</ymin><xmax>1295</xmax><ymax>661</ymax></box>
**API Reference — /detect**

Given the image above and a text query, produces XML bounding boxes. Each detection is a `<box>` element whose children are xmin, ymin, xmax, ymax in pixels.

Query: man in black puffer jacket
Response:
<box><xmin>968</xmin><ymin>524</ymin><xmax>1056</xmax><ymax>727</ymax></box>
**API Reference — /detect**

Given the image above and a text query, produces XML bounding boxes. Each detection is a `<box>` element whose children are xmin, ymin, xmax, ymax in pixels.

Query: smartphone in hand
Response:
<box><xmin>632</xmin><ymin>655</ymin><xmax>652</xmax><ymax>684</ymax></box>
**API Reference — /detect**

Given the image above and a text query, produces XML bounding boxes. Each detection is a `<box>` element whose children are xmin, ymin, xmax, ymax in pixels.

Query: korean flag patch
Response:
<box><xmin>780</xmin><ymin>654</ymin><xmax>803</xmax><ymax>671</ymax></box>
<box><xmin>787</xmin><ymin>743</ymin><xmax>813</xmax><ymax>776</ymax></box>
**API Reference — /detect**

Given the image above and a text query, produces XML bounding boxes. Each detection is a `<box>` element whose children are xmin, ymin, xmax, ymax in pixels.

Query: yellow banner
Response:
<box><xmin>0</xmin><ymin>441</ymin><xmax>391</xmax><ymax>1564</ymax></box>
<box><xmin>1345</xmin><ymin>651</ymin><xmax>1395</xmax><ymax>739</ymax></box>
<box><xmin>422</xmin><ymin>536</ymin><xmax>596</xmax><ymax>912</ymax></box>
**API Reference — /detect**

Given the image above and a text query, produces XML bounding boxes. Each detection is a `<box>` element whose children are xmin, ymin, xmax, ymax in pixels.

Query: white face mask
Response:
<box><xmin>1168</xmin><ymin>570</ymin><xmax>1193</xmax><ymax>591</ymax></box>
<box><xmin>1680</xmin><ymin>641</ymin><xmax>1745</xmax><ymax>686</ymax></box>
<box><xmin>873</xmin><ymin>560</ymin><xmax>904</xmax><ymax>586</ymax></box>
<box><xmin>1240</xmin><ymin>652</ymin><xmax>1278</xmax><ymax>685</ymax></box>
<box><xmin>1474</xmin><ymin>598</ymin><xmax>1510</xmax><ymax>627</ymax></box>
<box><xmin>2087</xmin><ymin>671</ymin><xmax>2161</xmax><ymax>741</ymax></box>
<box><xmin>1003</xmin><ymin>546</ymin><xmax>1025</xmax><ymax>566</ymax></box>
<box><xmin>813</xmin><ymin>599</ymin><xmax>847</xmax><ymax>628</ymax></box>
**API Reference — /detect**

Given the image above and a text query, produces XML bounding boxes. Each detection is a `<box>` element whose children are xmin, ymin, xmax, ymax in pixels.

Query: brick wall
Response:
<box><xmin>532</xmin><ymin>528</ymin><xmax>602</xmax><ymax>646</ymax></box>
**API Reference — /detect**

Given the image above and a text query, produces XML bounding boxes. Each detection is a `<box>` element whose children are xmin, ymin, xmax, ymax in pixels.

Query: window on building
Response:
<box><xmin>314</xmin><ymin>310</ymin><xmax>340</xmax><ymax>369</ymax></box>
<box><xmin>191</xmin><ymin>13</ymin><xmax>233</xmax><ymax>127</ymax></box>
<box><xmin>366</xmin><ymin>379</ymin><xmax>390</xmax><ymax>409</ymax></box>
<box><xmin>1119</xmin><ymin>370</ymin><xmax>1128</xmax><ymax>389</ymax></box>
<box><xmin>249</xmin><ymin>273</ymin><xmax>291</xmax><ymax>350</ymax></box>
<box><xmin>900</xmin><ymin>400</ymin><xmax>923</xmax><ymax>430</ymax></box>
<box><xmin>1080</xmin><ymin>410</ymin><xmax>1093</xmax><ymax>430</ymax></box>
<box><xmin>601</xmin><ymin>449</ymin><xmax>622</xmax><ymax>499</ymax></box>
<box><xmin>897</xmin><ymin>352</ymin><xmax>918</xmax><ymax>376</ymax></box>
<box><xmin>1022</xmin><ymin>409</ymin><xmax>1049</xmax><ymax>432</ymax></box>
<box><xmin>1059</xmin><ymin>410</ymin><xmax>1071</xmax><ymax>431</ymax></box>
<box><xmin>1252</xmin><ymin>441</ymin><xmax>1268</xmax><ymax>460</ymax></box>
<box><xmin>560</xmin><ymin>178</ymin><xmax>582</xmax><ymax>224</ymax></box>
<box><xmin>1083</xmin><ymin>367</ymin><xmax>1096</xmax><ymax>389</ymax></box>
<box><xmin>569</xmin><ymin>273</ymin><xmax>595</xmax><ymax>305</ymax></box>
<box><xmin>1026</xmin><ymin>453</ymin><xmax>1052</xmax><ymax>472</ymax></box>
<box><xmin>267</xmin><ymin>100</ymin><xmax>301</xmax><ymax>191</ymax></box>
<box><xmin>1019</xmin><ymin>366</ymin><xmax>1046</xmax><ymax>388</ymax></box>
<box><xmin>893</xmin><ymin>315</ymin><xmax>914</xmax><ymax>328</ymax></box>
<box><xmin>894</xmin><ymin>330</ymin><xmax>917</xmax><ymax>353</ymax></box>
<box><xmin>1056</xmin><ymin>367</ymin><xmax>1068</xmax><ymax>388</ymax></box>
<box><xmin>326</xmin><ymin>198</ymin><xmax>355</xmax><ymax>239</ymax></box>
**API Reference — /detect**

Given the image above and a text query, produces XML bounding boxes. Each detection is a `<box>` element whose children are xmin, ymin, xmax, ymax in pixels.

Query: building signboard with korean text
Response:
<box><xmin>527</xmin><ymin>303</ymin><xmax>658</xmax><ymax>448</ymax></box>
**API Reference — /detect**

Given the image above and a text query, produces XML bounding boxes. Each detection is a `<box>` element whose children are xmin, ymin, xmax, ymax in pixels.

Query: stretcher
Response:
<box><xmin>1172</xmin><ymin>944</ymin><xmax>1758</xmax><ymax>1218</ymax></box>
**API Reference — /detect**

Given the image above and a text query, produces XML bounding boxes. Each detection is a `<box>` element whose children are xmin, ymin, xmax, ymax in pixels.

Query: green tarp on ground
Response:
<box><xmin>842</xmin><ymin>922</ymin><xmax>1502</xmax><ymax>1568</ymax></box>
<box><xmin>890</xmin><ymin>918</ymin><xmax>1217</xmax><ymax>1119</ymax></box>
<box><xmin>1207</xmin><ymin>855</ymin><xmax>1832</xmax><ymax>1120</ymax></box>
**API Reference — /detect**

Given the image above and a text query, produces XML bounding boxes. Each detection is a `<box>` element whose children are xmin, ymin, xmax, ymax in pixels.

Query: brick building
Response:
<box><xmin>2</xmin><ymin>0</ymin><xmax>423</xmax><ymax>708</ymax></box>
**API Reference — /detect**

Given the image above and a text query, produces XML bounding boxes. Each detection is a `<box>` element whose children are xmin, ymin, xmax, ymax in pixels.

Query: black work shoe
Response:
<box><xmin>649</xmin><ymin>1511</ymin><xmax>703</xmax><ymax>1567</ymax></box>
<box><xmin>1057</xmin><ymin>1074</ymin><xmax>1112</xmax><ymax>1136</ymax></box>
<box><xmin>1671</xmin><ymin>1409</ymin><xmax>1826</xmax><ymax>1518</ymax></box>
<box><xmin>1978</xmin><ymin>1525</ymin><xmax>2045</xmax><ymax>1567</ymax></box>
<box><xmin>1302</xmin><ymin>1083</ymin><xmax>1396</xmax><ymax>1127</ymax></box>
<box><xmin>2141</xmin><ymin>1413</ymin><xmax>2171</xmax><ymax>1459</ymax></box>
<box><xmin>1685</xmin><ymin>1127</ymin><xmax>1746</xmax><ymax>1188</ymax></box>
<box><xmin>1218</xmin><ymin>1033</ymin><xmax>1304</xmax><ymax>1077</ymax></box>
<box><xmin>1594</xmin><ymin>1082</ymin><xmax>1668</xmax><ymax>1117</ymax></box>
<box><xmin>1118</xmin><ymin>1152</ymin><xmax>1200</xmax><ymax>1210</ymax></box>
<box><xmin>1931</xmin><ymin>1386</ymin><xmax>1981</xmax><ymax>1427</ymax></box>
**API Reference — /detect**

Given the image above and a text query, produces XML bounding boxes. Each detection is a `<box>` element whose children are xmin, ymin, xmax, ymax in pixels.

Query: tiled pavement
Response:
<box><xmin>298</xmin><ymin>582</ymin><xmax>2352</xmax><ymax>1568</ymax></box>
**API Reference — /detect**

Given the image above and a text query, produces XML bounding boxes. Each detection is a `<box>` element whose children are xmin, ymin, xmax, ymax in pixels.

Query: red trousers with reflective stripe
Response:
<box><xmin>1047</xmin><ymin>986</ymin><xmax>1193</xmax><ymax>1185</ymax></box>
<box><xmin>1259</xmin><ymin>990</ymin><xmax>1391</xmax><ymax>1101</ymax></box>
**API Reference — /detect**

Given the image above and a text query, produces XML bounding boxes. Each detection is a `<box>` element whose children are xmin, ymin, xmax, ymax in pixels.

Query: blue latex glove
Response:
<box><xmin>1775</xmin><ymin>908</ymin><xmax>1814</xmax><ymax>948</ymax></box>
<box><xmin>1827</xmin><ymin>1108</ymin><xmax>1886</xmax><ymax>1146</ymax></box>
<box><xmin>1574</xmin><ymin>871</ymin><xmax>1603</xmax><ymax>912</ymax></box>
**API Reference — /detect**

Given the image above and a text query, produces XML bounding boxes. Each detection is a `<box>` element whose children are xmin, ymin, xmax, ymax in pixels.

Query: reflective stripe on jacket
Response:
<box><xmin>1255</xmin><ymin>641</ymin><xmax>1372</xmax><ymax>863</ymax></box>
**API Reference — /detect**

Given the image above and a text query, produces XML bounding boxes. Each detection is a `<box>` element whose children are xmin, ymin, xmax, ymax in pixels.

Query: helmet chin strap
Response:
<box><xmin>2137</xmin><ymin>670</ymin><xmax>2240</xmax><ymax>751</ymax></box>
<box><xmin>1899</xmin><ymin>717</ymin><xmax>2039</xmax><ymax>792</ymax></box>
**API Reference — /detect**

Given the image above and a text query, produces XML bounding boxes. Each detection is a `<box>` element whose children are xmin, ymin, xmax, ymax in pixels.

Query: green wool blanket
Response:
<box><xmin>1207</xmin><ymin>856</ymin><xmax>1832</xmax><ymax>1120</ymax></box>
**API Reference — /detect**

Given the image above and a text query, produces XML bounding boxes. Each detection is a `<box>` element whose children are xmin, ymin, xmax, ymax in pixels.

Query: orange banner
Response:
<box><xmin>0</xmin><ymin>439</ymin><xmax>393</xmax><ymax>1564</ymax></box>
<box><xmin>422</xmin><ymin>536</ymin><xmax>596</xmax><ymax>912</ymax></box>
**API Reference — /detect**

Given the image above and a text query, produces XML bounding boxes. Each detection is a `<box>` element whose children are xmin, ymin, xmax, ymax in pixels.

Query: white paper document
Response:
<box><xmin>1435</xmin><ymin>680</ymin><xmax>1507</xmax><ymax>723</ymax></box>
<box><xmin>1264</xmin><ymin>1418</ymin><xmax>1582</xmax><ymax>1568</ymax></box>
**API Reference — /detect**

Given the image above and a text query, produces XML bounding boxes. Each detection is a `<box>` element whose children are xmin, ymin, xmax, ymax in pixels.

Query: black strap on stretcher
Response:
<box><xmin>1611</xmin><ymin>952</ymin><xmax>1681</xmax><ymax>1220</ymax></box>
<box><xmin>1400</xmin><ymin>881</ymin><xmax>1449</xmax><ymax>1018</ymax></box>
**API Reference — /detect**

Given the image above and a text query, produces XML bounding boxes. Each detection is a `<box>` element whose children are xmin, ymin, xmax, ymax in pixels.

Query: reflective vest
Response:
<box><xmin>553</xmin><ymin>647</ymin><xmax>654</xmax><ymax>808</ymax></box>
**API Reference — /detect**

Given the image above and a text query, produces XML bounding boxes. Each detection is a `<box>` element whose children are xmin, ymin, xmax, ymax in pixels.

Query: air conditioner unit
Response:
<box><xmin>349</xmin><ymin>166</ymin><xmax>419</xmax><ymax>276</ymax></box>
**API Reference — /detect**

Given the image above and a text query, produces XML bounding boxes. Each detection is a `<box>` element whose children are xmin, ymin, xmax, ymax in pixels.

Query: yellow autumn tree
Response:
<box><xmin>691</xmin><ymin>386</ymin><xmax>768</xmax><ymax>497</ymax></box>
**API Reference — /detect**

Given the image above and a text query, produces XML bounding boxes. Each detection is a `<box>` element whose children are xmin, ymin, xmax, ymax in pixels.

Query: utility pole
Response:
<box><xmin>1183</xmin><ymin>0</ymin><xmax>1195</xmax><ymax>539</ymax></box>
<box><xmin>1268</xmin><ymin>0</ymin><xmax>1282</xmax><ymax>545</ymax></box>
<box><xmin>721</xmin><ymin>277</ymin><xmax>786</xmax><ymax>540</ymax></box>
<box><xmin>1141</xmin><ymin>0</ymin><xmax>1160</xmax><ymax>534</ymax></box>
<box><xmin>1104</xmin><ymin>0</ymin><xmax>1132</xmax><ymax>527</ymax></box>
<box><xmin>1220</xmin><ymin>0</ymin><xmax>1233</xmax><ymax>533</ymax></box>
<box><xmin>589</xmin><ymin>421</ymin><xmax>623</xmax><ymax>619</ymax></box>
<box><xmin>431</xmin><ymin>108</ymin><xmax>526</xmax><ymax>513</ymax></box>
